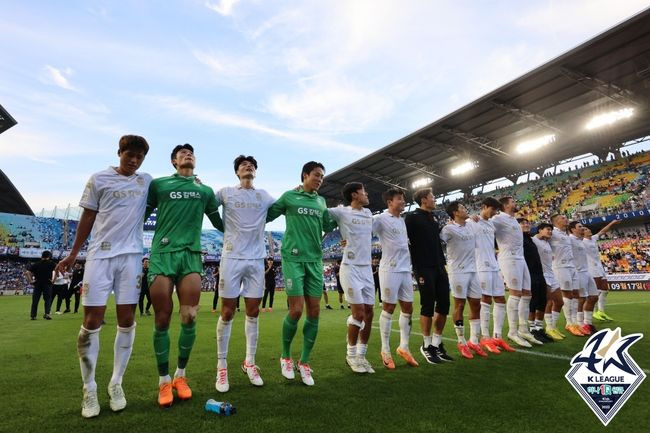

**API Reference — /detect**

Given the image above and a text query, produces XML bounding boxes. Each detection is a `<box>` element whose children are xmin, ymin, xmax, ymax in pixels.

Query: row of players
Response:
<box><xmin>53</xmin><ymin>135</ymin><xmax>617</xmax><ymax>419</ymax></box>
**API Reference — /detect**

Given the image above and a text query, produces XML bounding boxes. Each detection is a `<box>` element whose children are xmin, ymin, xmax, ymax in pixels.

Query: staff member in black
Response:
<box><xmin>67</xmin><ymin>262</ymin><xmax>85</xmax><ymax>314</ymax></box>
<box><xmin>405</xmin><ymin>188</ymin><xmax>453</xmax><ymax>364</ymax></box>
<box><xmin>138</xmin><ymin>258</ymin><xmax>152</xmax><ymax>316</ymax></box>
<box><xmin>26</xmin><ymin>250</ymin><xmax>56</xmax><ymax>320</ymax></box>
<box><xmin>262</xmin><ymin>257</ymin><xmax>276</xmax><ymax>312</ymax></box>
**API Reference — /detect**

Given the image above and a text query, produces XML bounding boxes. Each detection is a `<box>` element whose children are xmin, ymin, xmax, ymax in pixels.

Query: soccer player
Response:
<box><xmin>374</xmin><ymin>188</ymin><xmax>419</xmax><ymax>369</ymax></box>
<box><xmin>583</xmin><ymin>220</ymin><xmax>620</xmax><ymax>321</ymax></box>
<box><xmin>440</xmin><ymin>202</ymin><xmax>488</xmax><ymax>359</ymax></box>
<box><xmin>405</xmin><ymin>188</ymin><xmax>453</xmax><ymax>364</ymax></box>
<box><xmin>466</xmin><ymin>197</ymin><xmax>514</xmax><ymax>354</ymax></box>
<box><xmin>327</xmin><ymin>182</ymin><xmax>376</xmax><ymax>373</ymax></box>
<box><xmin>569</xmin><ymin>221</ymin><xmax>598</xmax><ymax>335</ymax></box>
<box><xmin>491</xmin><ymin>197</ymin><xmax>537</xmax><ymax>347</ymax></box>
<box><xmin>55</xmin><ymin>135</ymin><xmax>151</xmax><ymax>418</ymax></box>
<box><xmin>266</xmin><ymin>161</ymin><xmax>337</xmax><ymax>386</ymax></box>
<box><xmin>215</xmin><ymin>155</ymin><xmax>274</xmax><ymax>393</ymax></box>
<box><xmin>145</xmin><ymin>143</ymin><xmax>223</xmax><ymax>407</ymax></box>
<box><xmin>532</xmin><ymin>223</ymin><xmax>565</xmax><ymax>341</ymax></box>
<box><xmin>518</xmin><ymin>218</ymin><xmax>549</xmax><ymax>344</ymax></box>
<box><xmin>548</xmin><ymin>214</ymin><xmax>583</xmax><ymax>336</ymax></box>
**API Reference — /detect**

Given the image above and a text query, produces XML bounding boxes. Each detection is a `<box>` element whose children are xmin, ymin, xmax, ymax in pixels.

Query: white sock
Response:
<box><xmin>78</xmin><ymin>326</ymin><xmax>101</xmax><ymax>392</ymax></box>
<box><xmin>598</xmin><ymin>290</ymin><xmax>608</xmax><ymax>312</ymax></box>
<box><xmin>469</xmin><ymin>319</ymin><xmax>480</xmax><ymax>345</ymax></box>
<box><xmin>544</xmin><ymin>313</ymin><xmax>553</xmax><ymax>329</ymax></box>
<box><xmin>174</xmin><ymin>367</ymin><xmax>185</xmax><ymax>378</ymax></box>
<box><xmin>534</xmin><ymin>319</ymin><xmax>544</xmax><ymax>330</ymax></box>
<box><xmin>577</xmin><ymin>311</ymin><xmax>584</xmax><ymax>326</ymax></box>
<box><xmin>480</xmin><ymin>302</ymin><xmax>491</xmax><ymax>338</ymax></box>
<box><xmin>562</xmin><ymin>296</ymin><xmax>572</xmax><ymax>325</ymax></box>
<box><xmin>356</xmin><ymin>343</ymin><xmax>368</xmax><ymax>357</ymax></box>
<box><xmin>245</xmin><ymin>316</ymin><xmax>258</xmax><ymax>365</ymax></box>
<box><xmin>216</xmin><ymin>317</ymin><xmax>232</xmax><ymax>370</ymax></box>
<box><xmin>423</xmin><ymin>335</ymin><xmax>433</xmax><ymax>347</ymax></box>
<box><xmin>347</xmin><ymin>343</ymin><xmax>356</xmax><ymax>357</ymax></box>
<box><xmin>159</xmin><ymin>375</ymin><xmax>171</xmax><ymax>385</ymax></box>
<box><xmin>110</xmin><ymin>323</ymin><xmax>135</xmax><ymax>386</ymax></box>
<box><xmin>379</xmin><ymin>310</ymin><xmax>392</xmax><ymax>353</ymax></box>
<box><xmin>571</xmin><ymin>298</ymin><xmax>579</xmax><ymax>325</ymax></box>
<box><xmin>454</xmin><ymin>322</ymin><xmax>466</xmax><ymax>344</ymax></box>
<box><xmin>432</xmin><ymin>334</ymin><xmax>442</xmax><ymax>347</ymax></box>
<box><xmin>518</xmin><ymin>296</ymin><xmax>531</xmax><ymax>333</ymax></box>
<box><xmin>398</xmin><ymin>312</ymin><xmax>411</xmax><ymax>350</ymax></box>
<box><xmin>493</xmin><ymin>302</ymin><xmax>506</xmax><ymax>338</ymax></box>
<box><xmin>584</xmin><ymin>310</ymin><xmax>593</xmax><ymax>325</ymax></box>
<box><xmin>506</xmin><ymin>296</ymin><xmax>520</xmax><ymax>335</ymax></box>
<box><xmin>552</xmin><ymin>311</ymin><xmax>560</xmax><ymax>329</ymax></box>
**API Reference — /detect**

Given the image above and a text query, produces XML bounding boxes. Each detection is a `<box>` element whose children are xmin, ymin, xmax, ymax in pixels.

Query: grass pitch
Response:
<box><xmin>2</xmin><ymin>291</ymin><xmax>648</xmax><ymax>433</ymax></box>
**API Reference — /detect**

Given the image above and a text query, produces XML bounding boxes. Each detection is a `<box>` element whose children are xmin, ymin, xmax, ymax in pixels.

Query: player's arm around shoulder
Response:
<box><xmin>204</xmin><ymin>185</ymin><xmax>224</xmax><ymax>231</ymax></box>
<box><xmin>144</xmin><ymin>177</ymin><xmax>161</xmax><ymax>221</ymax></box>
<box><xmin>321</xmin><ymin>199</ymin><xmax>338</xmax><ymax>233</ymax></box>
<box><xmin>266</xmin><ymin>191</ymin><xmax>288</xmax><ymax>222</ymax></box>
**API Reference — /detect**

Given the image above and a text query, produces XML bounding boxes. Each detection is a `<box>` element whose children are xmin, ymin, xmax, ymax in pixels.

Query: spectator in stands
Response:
<box><xmin>26</xmin><ymin>251</ymin><xmax>56</xmax><ymax>320</ymax></box>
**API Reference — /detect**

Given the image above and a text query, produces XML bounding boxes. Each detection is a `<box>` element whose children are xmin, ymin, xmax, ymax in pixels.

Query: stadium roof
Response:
<box><xmin>0</xmin><ymin>169</ymin><xmax>33</xmax><ymax>216</ymax></box>
<box><xmin>321</xmin><ymin>8</ymin><xmax>650</xmax><ymax>212</ymax></box>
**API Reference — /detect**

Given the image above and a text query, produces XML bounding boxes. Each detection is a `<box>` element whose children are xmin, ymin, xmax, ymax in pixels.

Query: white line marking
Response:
<box><xmin>606</xmin><ymin>300</ymin><xmax>650</xmax><ymax>306</ymax></box>
<box><xmin>371</xmin><ymin>324</ymin><xmax>650</xmax><ymax>374</ymax></box>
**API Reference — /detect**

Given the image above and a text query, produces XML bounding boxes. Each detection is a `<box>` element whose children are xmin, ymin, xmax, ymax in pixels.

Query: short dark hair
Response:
<box><xmin>301</xmin><ymin>161</ymin><xmax>325</xmax><ymax>182</ymax></box>
<box><xmin>413</xmin><ymin>188</ymin><xmax>432</xmax><ymax>206</ymax></box>
<box><xmin>342</xmin><ymin>182</ymin><xmax>364</xmax><ymax>204</ymax></box>
<box><xmin>382</xmin><ymin>188</ymin><xmax>404</xmax><ymax>205</ymax></box>
<box><xmin>170</xmin><ymin>143</ymin><xmax>194</xmax><ymax>168</ymax></box>
<box><xmin>233</xmin><ymin>155</ymin><xmax>258</xmax><ymax>174</ymax></box>
<box><xmin>481</xmin><ymin>196</ymin><xmax>502</xmax><ymax>211</ymax></box>
<box><xmin>537</xmin><ymin>222</ymin><xmax>553</xmax><ymax>231</ymax></box>
<box><xmin>41</xmin><ymin>251</ymin><xmax>52</xmax><ymax>259</ymax></box>
<box><xmin>445</xmin><ymin>201</ymin><xmax>461</xmax><ymax>219</ymax></box>
<box><xmin>119</xmin><ymin>135</ymin><xmax>149</xmax><ymax>155</ymax></box>
<box><xmin>550</xmin><ymin>213</ymin><xmax>562</xmax><ymax>223</ymax></box>
<box><xmin>498</xmin><ymin>196</ymin><xmax>513</xmax><ymax>206</ymax></box>
<box><xmin>568</xmin><ymin>221</ymin><xmax>581</xmax><ymax>232</ymax></box>
<box><xmin>516</xmin><ymin>217</ymin><xmax>528</xmax><ymax>224</ymax></box>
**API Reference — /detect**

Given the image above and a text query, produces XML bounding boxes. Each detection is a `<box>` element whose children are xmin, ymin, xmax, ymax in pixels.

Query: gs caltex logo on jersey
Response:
<box><xmin>565</xmin><ymin>327</ymin><xmax>645</xmax><ymax>426</ymax></box>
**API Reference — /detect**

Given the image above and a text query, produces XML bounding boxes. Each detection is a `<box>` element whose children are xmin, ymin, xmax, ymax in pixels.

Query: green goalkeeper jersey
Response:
<box><xmin>145</xmin><ymin>173</ymin><xmax>223</xmax><ymax>254</ymax></box>
<box><xmin>266</xmin><ymin>187</ymin><xmax>337</xmax><ymax>263</ymax></box>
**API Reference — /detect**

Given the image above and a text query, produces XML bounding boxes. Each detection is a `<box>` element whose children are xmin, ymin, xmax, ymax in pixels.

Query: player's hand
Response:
<box><xmin>470</xmin><ymin>214</ymin><xmax>480</xmax><ymax>222</ymax></box>
<box><xmin>611</xmin><ymin>219</ymin><xmax>621</xmax><ymax>225</ymax></box>
<box><xmin>340</xmin><ymin>239</ymin><xmax>347</xmax><ymax>247</ymax></box>
<box><xmin>55</xmin><ymin>255</ymin><xmax>76</xmax><ymax>274</ymax></box>
<box><xmin>293</xmin><ymin>185</ymin><xmax>301</xmax><ymax>191</ymax></box>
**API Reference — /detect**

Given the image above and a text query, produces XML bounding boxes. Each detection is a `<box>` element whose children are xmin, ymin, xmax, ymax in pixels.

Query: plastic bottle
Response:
<box><xmin>204</xmin><ymin>399</ymin><xmax>236</xmax><ymax>415</ymax></box>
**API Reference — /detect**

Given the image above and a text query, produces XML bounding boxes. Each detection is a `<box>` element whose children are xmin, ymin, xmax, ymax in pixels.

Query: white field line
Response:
<box><xmin>606</xmin><ymin>300</ymin><xmax>650</xmax><ymax>306</ymax></box>
<box><xmin>370</xmin><ymin>324</ymin><xmax>650</xmax><ymax>374</ymax></box>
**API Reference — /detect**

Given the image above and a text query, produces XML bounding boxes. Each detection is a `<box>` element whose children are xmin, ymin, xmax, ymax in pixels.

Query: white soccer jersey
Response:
<box><xmin>216</xmin><ymin>186</ymin><xmax>275</xmax><ymax>259</ymax></box>
<box><xmin>583</xmin><ymin>235</ymin><xmax>606</xmax><ymax>276</ymax></box>
<box><xmin>532</xmin><ymin>236</ymin><xmax>554</xmax><ymax>277</ymax></box>
<box><xmin>570</xmin><ymin>234</ymin><xmax>589</xmax><ymax>272</ymax></box>
<box><xmin>440</xmin><ymin>221</ymin><xmax>477</xmax><ymax>274</ymax></box>
<box><xmin>80</xmin><ymin>167</ymin><xmax>152</xmax><ymax>260</ymax></box>
<box><xmin>372</xmin><ymin>211</ymin><xmax>411</xmax><ymax>273</ymax></box>
<box><xmin>467</xmin><ymin>218</ymin><xmax>499</xmax><ymax>271</ymax></box>
<box><xmin>327</xmin><ymin>206</ymin><xmax>373</xmax><ymax>265</ymax></box>
<box><xmin>548</xmin><ymin>227</ymin><xmax>575</xmax><ymax>269</ymax></box>
<box><xmin>491</xmin><ymin>212</ymin><xmax>524</xmax><ymax>261</ymax></box>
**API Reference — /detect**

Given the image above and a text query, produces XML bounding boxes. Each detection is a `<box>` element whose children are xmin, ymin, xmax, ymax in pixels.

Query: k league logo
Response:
<box><xmin>566</xmin><ymin>328</ymin><xmax>646</xmax><ymax>426</ymax></box>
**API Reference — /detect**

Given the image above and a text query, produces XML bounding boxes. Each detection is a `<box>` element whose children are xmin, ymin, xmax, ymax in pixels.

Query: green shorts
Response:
<box><xmin>282</xmin><ymin>261</ymin><xmax>323</xmax><ymax>298</ymax></box>
<box><xmin>148</xmin><ymin>250</ymin><xmax>203</xmax><ymax>285</ymax></box>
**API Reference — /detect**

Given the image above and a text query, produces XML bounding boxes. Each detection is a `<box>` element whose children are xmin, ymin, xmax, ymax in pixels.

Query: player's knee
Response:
<box><xmin>221</xmin><ymin>307</ymin><xmax>234</xmax><ymax>321</ymax></box>
<box><xmin>347</xmin><ymin>314</ymin><xmax>364</xmax><ymax>330</ymax></box>
<box><xmin>179</xmin><ymin>304</ymin><xmax>199</xmax><ymax>324</ymax></box>
<box><xmin>246</xmin><ymin>305</ymin><xmax>260</xmax><ymax>318</ymax></box>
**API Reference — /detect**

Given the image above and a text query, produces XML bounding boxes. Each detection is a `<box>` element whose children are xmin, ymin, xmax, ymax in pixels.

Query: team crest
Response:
<box><xmin>347</xmin><ymin>251</ymin><xmax>355</xmax><ymax>260</ymax></box>
<box><xmin>480</xmin><ymin>281</ymin><xmax>486</xmax><ymax>289</ymax></box>
<box><xmin>455</xmin><ymin>285</ymin><xmax>462</xmax><ymax>294</ymax></box>
<box><xmin>256</xmin><ymin>192</ymin><xmax>261</xmax><ymax>201</ymax></box>
<box><xmin>385</xmin><ymin>288</ymin><xmax>391</xmax><ymax>296</ymax></box>
<box><xmin>512</xmin><ymin>278</ymin><xmax>518</xmax><ymax>286</ymax></box>
<box><xmin>565</xmin><ymin>327</ymin><xmax>646</xmax><ymax>426</ymax></box>
<box><xmin>81</xmin><ymin>282</ymin><xmax>89</xmax><ymax>296</ymax></box>
<box><xmin>136</xmin><ymin>177</ymin><xmax>145</xmax><ymax>185</ymax></box>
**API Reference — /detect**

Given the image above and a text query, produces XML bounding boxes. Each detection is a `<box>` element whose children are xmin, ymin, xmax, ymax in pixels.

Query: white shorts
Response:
<box><xmin>543</xmin><ymin>272</ymin><xmax>560</xmax><ymax>291</ymax></box>
<box><xmin>449</xmin><ymin>272</ymin><xmax>481</xmax><ymax>299</ymax></box>
<box><xmin>498</xmin><ymin>259</ymin><xmax>531</xmax><ymax>291</ymax></box>
<box><xmin>379</xmin><ymin>270</ymin><xmax>413</xmax><ymax>304</ymax></box>
<box><xmin>588</xmin><ymin>265</ymin><xmax>607</xmax><ymax>279</ymax></box>
<box><xmin>578</xmin><ymin>271</ymin><xmax>599</xmax><ymax>297</ymax></box>
<box><xmin>219</xmin><ymin>258</ymin><xmax>264</xmax><ymax>299</ymax></box>
<box><xmin>82</xmin><ymin>253</ymin><xmax>142</xmax><ymax>307</ymax></box>
<box><xmin>477</xmin><ymin>271</ymin><xmax>505</xmax><ymax>297</ymax></box>
<box><xmin>340</xmin><ymin>264</ymin><xmax>375</xmax><ymax>305</ymax></box>
<box><xmin>554</xmin><ymin>267</ymin><xmax>578</xmax><ymax>292</ymax></box>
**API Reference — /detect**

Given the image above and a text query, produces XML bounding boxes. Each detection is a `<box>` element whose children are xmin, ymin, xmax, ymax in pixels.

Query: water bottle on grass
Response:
<box><xmin>205</xmin><ymin>399</ymin><xmax>236</xmax><ymax>415</ymax></box>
